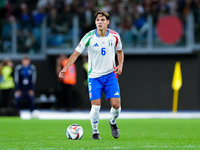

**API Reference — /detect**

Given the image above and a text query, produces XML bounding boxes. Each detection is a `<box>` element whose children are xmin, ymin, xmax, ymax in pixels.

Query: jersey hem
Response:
<box><xmin>88</xmin><ymin>70</ymin><xmax>114</xmax><ymax>78</ymax></box>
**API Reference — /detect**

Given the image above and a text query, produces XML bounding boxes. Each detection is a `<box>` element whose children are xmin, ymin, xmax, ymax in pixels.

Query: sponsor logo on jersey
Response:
<box><xmin>93</xmin><ymin>43</ymin><xmax>99</xmax><ymax>47</ymax></box>
<box><xmin>78</xmin><ymin>43</ymin><xmax>81</xmax><ymax>47</ymax></box>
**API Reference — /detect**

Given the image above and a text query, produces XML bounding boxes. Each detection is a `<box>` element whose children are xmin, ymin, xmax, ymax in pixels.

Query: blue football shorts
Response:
<box><xmin>88</xmin><ymin>72</ymin><xmax>121</xmax><ymax>101</ymax></box>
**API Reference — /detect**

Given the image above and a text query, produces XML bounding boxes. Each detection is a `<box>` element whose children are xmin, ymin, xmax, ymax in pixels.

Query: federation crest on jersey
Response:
<box><xmin>108</xmin><ymin>39</ymin><xmax>113</xmax><ymax>47</ymax></box>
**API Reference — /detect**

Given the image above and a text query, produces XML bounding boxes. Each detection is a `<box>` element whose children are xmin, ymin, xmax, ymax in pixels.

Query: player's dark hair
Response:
<box><xmin>23</xmin><ymin>54</ymin><xmax>30</xmax><ymax>60</ymax></box>
<box><xmin>95</xmin><ymin>11</ymin><xmax>110</xmax><ymax>20</ymax></box>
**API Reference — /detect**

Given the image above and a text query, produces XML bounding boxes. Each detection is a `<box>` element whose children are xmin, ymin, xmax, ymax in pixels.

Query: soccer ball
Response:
<box><xmin>66</xmin><ymin>124</ymin><xmax>84</xmax><ymax>140</ymax></box>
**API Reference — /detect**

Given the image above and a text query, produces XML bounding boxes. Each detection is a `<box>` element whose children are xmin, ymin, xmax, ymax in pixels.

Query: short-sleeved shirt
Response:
<box><xmin>14</xmin><ymin>64</ymin><xmax>36</xmax><ymax>90</ymax></box>
<box><xmin>76</xmin><ymin>28</ymin><xmax>122</xmax><ymax>78</ymax></box>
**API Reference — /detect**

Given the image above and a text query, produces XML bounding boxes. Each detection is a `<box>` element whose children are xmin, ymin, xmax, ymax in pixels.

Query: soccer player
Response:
<box><xmin>59</xmin><ymin>11</ymin><xmax>124</xmax><ymax>140</ymax></box>
<box><xmin>14</xmin><ymin>55</ymin><xmax>37</xmax><ymax>113</ymax></box>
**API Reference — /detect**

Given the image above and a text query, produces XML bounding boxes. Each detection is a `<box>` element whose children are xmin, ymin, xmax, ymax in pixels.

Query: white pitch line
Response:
<box><xmin>5</xmin><ymin>146</ymin><xmax>200</xmax><ymax>150</ymax></box>
<box><xmin>20</xmin><ymin>110</ymin><xmax>200</xmax><ymax>120</ymax></box>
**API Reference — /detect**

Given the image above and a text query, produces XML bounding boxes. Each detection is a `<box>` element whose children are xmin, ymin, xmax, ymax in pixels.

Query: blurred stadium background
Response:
<box><xmin>1</xmin><ymin>0</ymin><xmax>200</xmax><ymax>114</ymax></box>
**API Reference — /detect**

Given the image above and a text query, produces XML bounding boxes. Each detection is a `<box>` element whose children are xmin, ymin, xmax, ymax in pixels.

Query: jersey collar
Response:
<box><xmin>95</xmin><ymin>29</ymin><xmax>109</xmax><ymax>37</ymax></box>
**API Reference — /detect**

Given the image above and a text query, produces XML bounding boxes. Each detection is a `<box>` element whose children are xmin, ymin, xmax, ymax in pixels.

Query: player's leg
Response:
<box><xmin>1</xmin><ymin>89</ymin><xmax>14</xmax><ymax>108</ymax></box>
<box><xmin>110</xmin><ymin>97</ymin><xmax>121</xmax><ymax>124</ymax></box>
<box><xmin>14</xmin><ymin>90</ymin><xmax>23</xmax><ymax>110</ymax></box>
<box><xmin>88</xmin><ymin>77</ymin><xmax>103</xmax><ymax>140</ymax></box>
<box><xmin>104</xmin><ymin>72</ymin><xmax>121</xmax><ymax>138</ymax></box>
<box><xmin>109</xmin><ymin>97</ymin><xmax>121</xmax><ymax>139</ymax></box>
<box><xmin>90</xmin><ymin>99</ymin><xmax>101</xmax><ymax>140</ymax></box>
<box><xmin>27</xmin><ymin>90</ymin><xmax>35</xmax><ymax>112</ymax></box>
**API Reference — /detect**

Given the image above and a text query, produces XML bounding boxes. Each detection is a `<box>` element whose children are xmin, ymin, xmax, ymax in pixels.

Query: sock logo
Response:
<box><xmin>92</xmin><ymin>121</ymin><xmax>98</xmax><ymax>124</ymax></box>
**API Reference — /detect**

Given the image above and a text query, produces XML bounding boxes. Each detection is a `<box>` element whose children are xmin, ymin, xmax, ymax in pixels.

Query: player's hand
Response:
<box><xmin>59</xmin><ymin>69</ymin><xmax>66</xmax><ymax>79</ymax></box>
<box><xmin>115</xmin><ymin>65</ymin><xmax>123</xmax><ymax>75</ymax></box>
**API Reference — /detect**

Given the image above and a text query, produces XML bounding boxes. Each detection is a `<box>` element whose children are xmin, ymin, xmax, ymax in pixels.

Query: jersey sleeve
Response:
<box><xmin>115</xmin><ymin>34</ymin><xmax>122</xmax><ymax>51</ymax></box>
<box><xmin>75</xmin><ymin>41</ymin><xmax>86</xmax><ymax>54</ymax></box>
<box><xmin>75</xmin><ymin>31</ymin><xmax>94</xmax><ymax>53</ymax></box>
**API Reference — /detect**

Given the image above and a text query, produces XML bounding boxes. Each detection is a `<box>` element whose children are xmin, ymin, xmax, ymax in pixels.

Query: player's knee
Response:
<box><xmin>111</xmin><ymin>98</ymin><xmax>120</xmax><ymax>109</ymax></box>
<box><xmin>14</xmin><ymin>92</ymin><xmax>22</xmax><ymax>98</ymax></box>
<box><xmin>28</xmin><ymin>90</ymin><xmax>34</xmax><ymax>96</ymax></box>
<box><xmin>91</xmin><ymin>99</ymin><xmax>101</xmax><ymax>106</ymax></box>
<box><xmin>112</xmin><ymin>103</ymin><xmax>120</xmax><ymax>109</ymax></box>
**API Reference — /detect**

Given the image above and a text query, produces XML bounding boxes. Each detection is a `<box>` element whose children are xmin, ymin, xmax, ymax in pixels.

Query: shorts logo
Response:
<box><xmin>78</xmin><ymin>43</ymin><xmax>81</xmax><ymax>47</ymax></box>
<box><xmin>90</xmin><ymin>92</ymin><xmax>92</xmax><ymax>98</ymax></box>
<box><xmin>114</xmin><ymin>92</ymin><xmax>119</xmax><ymax>96</ymax></box>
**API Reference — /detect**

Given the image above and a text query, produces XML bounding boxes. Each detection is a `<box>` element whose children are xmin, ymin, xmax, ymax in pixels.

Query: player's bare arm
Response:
<box><xmin>59</xmin><ymin>50</ymin><xmax>80</xmax><ymax>79</ymax></box>
<box><xmin>115</xmin><ymin>49</ymin><xmax>124</xmax><ymax>75</ymax></box>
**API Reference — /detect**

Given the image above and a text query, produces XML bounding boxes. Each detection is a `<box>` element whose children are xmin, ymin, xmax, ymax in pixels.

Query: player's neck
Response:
<box><xmin>97</xmin><ymin>29</ymin><xmax>107</xmax><ymax>37</ymax></box>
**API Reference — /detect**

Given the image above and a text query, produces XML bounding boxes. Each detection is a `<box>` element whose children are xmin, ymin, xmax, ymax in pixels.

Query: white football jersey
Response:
<box><xmin>76</xmin><ymin>29</ymin><xmax>122</xmax><ymax>78</ymax></box>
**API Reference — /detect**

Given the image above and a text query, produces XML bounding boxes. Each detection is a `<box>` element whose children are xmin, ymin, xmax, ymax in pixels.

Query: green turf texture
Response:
<box><xmin>0</xmin><ymin>118</ymin><xmax>200</xmax><ymax>150</ymax></box>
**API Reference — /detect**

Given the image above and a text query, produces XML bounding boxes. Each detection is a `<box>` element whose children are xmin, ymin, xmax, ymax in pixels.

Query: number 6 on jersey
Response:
<box><xmin>101</xmin><ymin>47</ymin><xmax>106</xmax><ymax>56</ymax></box>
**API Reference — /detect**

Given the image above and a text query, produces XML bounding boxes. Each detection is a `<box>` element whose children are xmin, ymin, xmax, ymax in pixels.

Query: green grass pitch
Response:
<box><xmin>0</xmin><ymin>117</ymin><xmax>200</xmax><ymax>150</ymax></box>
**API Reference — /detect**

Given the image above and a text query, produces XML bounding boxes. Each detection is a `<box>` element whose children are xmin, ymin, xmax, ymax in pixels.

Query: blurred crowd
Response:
<box><xmin>0</xmin><ymin>0</ymin><xmax>200</xmax><ymax>52</ymax></box>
